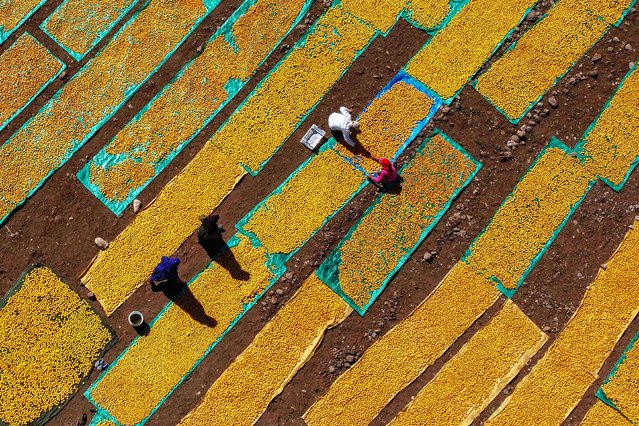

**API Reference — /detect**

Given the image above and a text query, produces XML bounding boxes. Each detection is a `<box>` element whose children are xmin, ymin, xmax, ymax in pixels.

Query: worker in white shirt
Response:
<box><xmin>328</xmin><ymin>106</ymin><xmax>360</xmax><ymax>147</ymax></box>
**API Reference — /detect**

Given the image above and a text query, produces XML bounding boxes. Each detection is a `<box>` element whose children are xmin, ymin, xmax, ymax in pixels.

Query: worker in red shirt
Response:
<box><xmin>367</xmin><ymin>157</ymin><xmax>398</xmax><ymax>189</ymax></box>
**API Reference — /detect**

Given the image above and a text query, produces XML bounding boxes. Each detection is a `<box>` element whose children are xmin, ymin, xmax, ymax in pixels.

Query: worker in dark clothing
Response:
<box><xmin>197</xmin><ymin>213</ymin><xmax>225</xmax><ymax>246</ymax></box>
<box><xmin>150</xmin><ymin>256</ymin><xmax>181</xmax><ymax>291</ymax></box>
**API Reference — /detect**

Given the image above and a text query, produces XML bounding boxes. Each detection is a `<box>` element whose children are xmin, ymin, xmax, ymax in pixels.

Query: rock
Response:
<box><xmin>536</xmin><ymin>102</ymin><xmax>544</xmax><ymax>108</ymax></box>
<box><xmin>423</xmin><ymin>252</ymin><xmax>434</xmax><ymax>263</ymax></box>
<box><xmin>285</xmin><ymin>272</ymin><xmax>294</xmax><ymax>280</ymax></box>
<box><xmin>510</xmin><ymin>134</ymin><xmax>520</xmax><ymax>142</ymax></box>
<box><xmin>548</xmin><ymin>96</ymin><xmax>559</xmax><ymax>108</ymax></box>
<box><xmin>525</xmin><ymin>10</ymin><xmax>538</xmax><ymax>21</ymax></box>
<box><xmin>280</xmin><ymin>44</ymin><xmax>290</xmax><ymax>53</ymax></box>
<box><xmin>516</xmin><ymin>130</ymin><xmax>526</xmax><ymax>138</ymax></box>
<box><xmin>345</xmin><ymin>355</ymin><xmax>355</xmax><ymax>363</ymax></box>
<box><xmin>275</xmin><ymin>288</ymin><xmax>285</xmax><ymax>296</ymax></box>
<box><xmin>133</xmin><ymin>199</ymin><xmax>142</xmax><ymax>213</ymax></box>
<box><xmin>373</xmin><ymin>73</ymin><xmax>383</xmax><ymax>79</ymax></box>
<box><xmin>613</xmin><ymin>36</ymin><xmax>621</xmax><ymax>43</ymax></box>
<box><xmin>442</xmin><ymin>106</ymin><xmax>451</xmax><ymax>114</ymax></box>
<box><xmin>87</xmin><ymin>292</ymin><xmax>96</xmax><ymax>301</ymax></box>
<box><xmin>542</xmin><ymin>326</ymin><xmax>551</xmax><ymax>332</ymax></box>
<box><xmin>625</xmin><ymin>43</ymin><xmax>633</xmax><ymax>51</ymax></box>
<box><xmin>500</xmin><ymin>151</ymin><xmax>513</xmax><ymax>162</ymax></box>
<box><xmin>592</xmin><ymin>53</ymin><xmax>602</xmax><ymax>62</ymax></box>
<box><xmin>270</xmin><ymin>296</ymin><xmax>278</xmax><ymax>305</ymax></box>
<box><xmin>601</xmin><ymin>263</ymin><xmax>607</xmax><ymax>270</ymax></box>
<box><xmin>630</xmin><ymin>62</ymin><xmax>636</xmax><ymax>70</ymax></box>
<box><xmin>506</xmin><ymin>140</ymin><xmax>518</xmax><ymax>149</ymax></box>
<box><xmin>328</xmin><ymin>366</ymin><xmax>336</xmax><ymax>373</ymax></box>
<box><xmin>344</xmin><ymin>362</ymin><xmax>351</xmax><ymax>368</ymax></box>
<box><xmin>59</xmin><ymin>70</ymin><xmax>68</xmax><ymax>80</ymax></box>
<box><xmin>196</xmin><ymin>45</ymin><xmax>203</xmax><ymax>53</ymax></box>
<box><xmin>94</xmin><ymin>237</ymin><xmax>109</xmax><ymax>250</ymax></box>
<box><xmin>589</xmin><ymin>70</ymin><xmax>598</xmax><ymax>78</ymax></box>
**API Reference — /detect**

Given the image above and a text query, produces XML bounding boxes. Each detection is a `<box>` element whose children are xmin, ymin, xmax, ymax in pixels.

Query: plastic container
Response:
<box><xmin>300</xmin><ymin>124</ymin><xmax>326</xmax><ymax>150</ymax></box>
<box><xmin>128</xmin><ymin>310</ymin><xmax>144</xmax><ymax>327</ymax></box>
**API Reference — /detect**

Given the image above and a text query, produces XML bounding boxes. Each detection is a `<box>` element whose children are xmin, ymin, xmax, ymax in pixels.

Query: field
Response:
<box><xmin>1</xmin><ymin>0</ymin><xmax>639</xmax><ymax>425</ymax></box>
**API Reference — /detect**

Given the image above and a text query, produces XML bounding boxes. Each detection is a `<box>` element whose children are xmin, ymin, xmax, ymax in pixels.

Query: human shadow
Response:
<box><xmin>200</xmin><ymin>239</ymin><xmax>251</xmax><ymax>281</ymax></box>
<box><xmin>133</xmin><ymin>321</ymin><xmax>150</xmax><ymax>336</ymax></box>
<box><xmin>151</xmin><ymin>280</ymin><xmax>217</xmax><ymax>328</ymax></box>
<box><xmin>368</xmin><ymin>175</ymin><xmax>404</xmax><ymax>195</ymax></box>
<box><xmin>380</xmin><ymin>175</ymin><xmax>404</xmax><ymax>195</ymax></box>
<box><xmin>331</xmin><ymin>130</ymin><xmax>372</xmax><ymax>158</ymax></box>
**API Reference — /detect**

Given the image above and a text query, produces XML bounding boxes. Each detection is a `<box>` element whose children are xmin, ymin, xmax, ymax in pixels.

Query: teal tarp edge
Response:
<box><xmin>461</xmin><ymin>138</ymin><xmax>596</xmax><ymax>299</ymax></box>
<box><xmin>88</xmin><ymin>409</ymin><xmax>120</xmax><ymax>426</ymax></box>
<box><xmin>404</xmin><ymin>0</ymin><xmax>539</xmax><ymax>105</ymax></box>
<box><xmin>0</xmin><ymin>264</ymin><xmax>117</xmax><ymax>426</ymax></box>
<box><xmin>0</xmin><ymin>0</ymin><xmax>221</xmax><ymax>226</ymax></box>
<box><xmin>0</xmin><ymin>0</ymin><xmax>47</xmax><ymax>45</ymax></box>
<box><xmin>196</xmin><ymin>0</ymin><xmax>474</xmax><ymax>180</ymax></box>
<box><xmin>574</xmin><ymin>61</ymin><xmax>639</xmax><ymax>192</ymax></box>
<box><xmin>0</xmin><ymin>33</ymin><xmax>66</xmax><ymax>132</ymax></box>
<box><xmin>317</xmin><ymin>129</ymin><xmax>481</xmax><ymax>315</ymax></box>
<box><xmin>235</xmin><ymin>138</ymin><xmax>368</xmax><ymax>272</ymax></box>
<box><xmin>231</xmin><ymin>0</ymin><xmax>472</xmax><ymax>178</ymax></box>
<box><xmin>77</xmin><ymin>0</ymin><xmax>314</xmax><ymax>216</ymax></box>
<box><xmin>40</xmin><ymin>0</ymin><xmax>139</xmax><ymax>61</ymax></box>
<box><xmin>234</xmin><ymin>6</ymin><xmax>378</xmax><ymax>177</ymax></box>
<box><xmin>471</xmin><ymin>0</ymin><xmax>638</xmax><ymax>125</ymax></box>
<box><xmin>85</xmin><ymin>234</ymin><xmax>286</xmax><ymax>426</ymax></box>
<box><xmin>330</xmin><ymin>69</ymin><xmax>443</xmax><ymax>175</ymax></box>
<box><xmin>596</xmin><ymin>331</ymin><xmax>639</xmax><ymax>422</ymax></box>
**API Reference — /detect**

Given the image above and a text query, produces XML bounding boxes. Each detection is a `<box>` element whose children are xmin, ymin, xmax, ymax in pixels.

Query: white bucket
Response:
<box><xmin>128</xmin><ymin>310</ymin><xmax>144</xmax><ymax>327</ymax></box>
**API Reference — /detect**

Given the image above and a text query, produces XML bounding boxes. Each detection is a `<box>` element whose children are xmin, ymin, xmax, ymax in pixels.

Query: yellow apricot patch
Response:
<box><xmin>580</xmin><ymin>66</ymin><xmax>639</xmax><ymax>188</ymax></box>
<box><xmin>601</xmin><ymin>338</ymin><xmax>639</xmax><ymax>422</ymax></box>
<box><xmin>242</xmin><ymin>148</ymin><xmax>365</xmax><ymax>255</ymax></box>
<box><xmin>335</xmin><ymin>134</ymin><xmax>478</xmax><ymax>309</ymax></box>
<box><xmin>390</xmin><ymin>301</ymin><xmax>546</xmax><ymax>426</ymax></box>
<box><xmin>581</xmin><ymin>401</ymin><xmax>631</xmax><ymax>426</ymax></box>
<box><xmin>0</xmin><ymin>0</ymin><xmax>43</xmax><ymax>40</ymax></box>
<box><xmin>466</xmin><ymin>147</ymin><xmax>593</xmax><ymax>290</ymax></box>
<box><xmin>0</xmin><ymin>266</ymin><xmax>113</xmax><ymax>426</ymax></box>
<box><xmin>82</xmin><ymin>146</ymin><xmax>245</xmax><ymax>315</ymax></box>
<box><xmin>0</xmin><ymin>0</ymin><xmax>209</xmax><ymax>223</ymax></box>
<box><xmin>89</xmin><ymin>235</ymin><xmax>274</xmax><ymax>425</ymax></box>
<box><xmin>179</xmin><ymin>274</ymin><xmax>352</xmax><ymax>425</ymax></box>
<box><xmin>339</xmin><ymin>0</ymin><xmax>404</xmax><ymax>33</ymax></box>
<box><xmin>88</xmin><ymin>159</ymin><xmax>156</xmax><ymax>202</ymax></box>
<box><xmin>214</xmin><ymin>6</ymin><xmax>376</xmax><ymax>174</ymax></box>
<box><xmin>304</xmin><ymin>262</ymin><xmax>500</xmax><ymax>426</ymax></box>
<box><xmin>405</xmin><ymin>0</ymin><xmax>450</xmax><ymax>29</ymax></box>
<box><xmin>487</xmin><ymin>221</ymin><xmax>639</xmax><ymax>425</ymax></box>
<box><xmin>42</xmin><ymin>0</ymin><xmax>137</xmax><ymax>57</ymax></box>
<box><xmin>87</xmin><ymin>0</ymin><xmax>311</xmax><ymax>206</ymax></box>
<box><xmin>476</xmin><ymin>2</ymin><xmax>609</xmax><ymax>121</ymax></box>
<box><xmin>0</xmin><ymin>33</ymin><xmax>63</xmax><ymax>129</ymax></box>
<box><xmin>333</xmin><ymin>80</ymin><xmax>434</xmax><ymax>173</ymax></box>
<box><xmin>405</xmin><ymin>0</ymin><xmax>536</xmax><ymax>100</ymax></box>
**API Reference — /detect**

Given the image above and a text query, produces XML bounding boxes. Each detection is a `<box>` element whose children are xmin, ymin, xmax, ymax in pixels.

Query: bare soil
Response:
<box><xmin>2</xmin><ymin>1</ymin><xmax>639</xmax><ymax>425</ymax></box>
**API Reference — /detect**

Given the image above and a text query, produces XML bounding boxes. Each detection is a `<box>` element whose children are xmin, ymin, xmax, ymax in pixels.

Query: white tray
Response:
<box><xmin>301</xmin><ymin>124</ymin><xmax>326</xmax><ymax>150</ymax></box>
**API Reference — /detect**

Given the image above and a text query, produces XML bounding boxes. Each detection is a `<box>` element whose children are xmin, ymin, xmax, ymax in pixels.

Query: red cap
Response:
<box><xmin>379</xmin><ymin>158</ymin><xmax>392</xmax><ymax>169</ymax></box>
